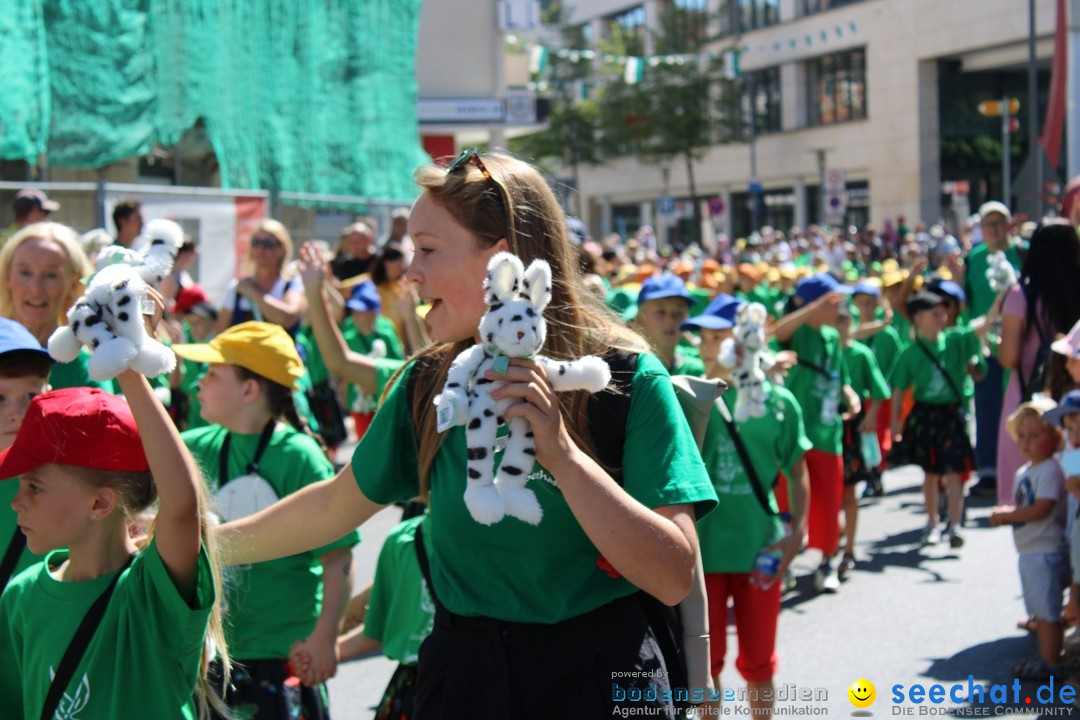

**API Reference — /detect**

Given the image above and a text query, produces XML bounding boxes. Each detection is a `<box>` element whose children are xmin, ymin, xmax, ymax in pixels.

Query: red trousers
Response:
<box><xmin>805</xmin><ymin>449</ymin><xmax>843</xmax><ymax>556</ymax></box>
<box><xmin>705</xmin><ymin>572</ymin><xmax>781</xmax><ymax>682</ymax></box>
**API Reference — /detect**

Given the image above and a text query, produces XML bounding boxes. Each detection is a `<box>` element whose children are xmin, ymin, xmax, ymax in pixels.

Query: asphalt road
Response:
<box><xmin>324</xmin><ymin>464</ymin><xmax>1077</xmax><ymax>719</ymax></box>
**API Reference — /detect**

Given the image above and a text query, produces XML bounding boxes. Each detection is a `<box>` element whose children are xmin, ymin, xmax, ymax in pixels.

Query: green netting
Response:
<box><xmin>0</xmin><ymin>0</ymin><xmax>427</xmax><ymax>202</ymax></box>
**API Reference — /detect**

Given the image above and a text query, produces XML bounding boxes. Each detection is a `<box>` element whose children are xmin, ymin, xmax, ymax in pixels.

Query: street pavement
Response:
<box><xmin>324</xmin><ymin>464</ymin><xmax>1077</xmax><ymax>718</ymax></box>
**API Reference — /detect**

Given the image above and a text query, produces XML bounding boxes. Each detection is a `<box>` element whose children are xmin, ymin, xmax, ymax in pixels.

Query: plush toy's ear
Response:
<box><xmin>484</xmin><ymin>252</ymin><xmax>525</xmax><ymax>305</ymax></box>
<box><xmin>522</xmin><ymin>259</ymin><xmax>552</xmax><ymax>313</ymax></box>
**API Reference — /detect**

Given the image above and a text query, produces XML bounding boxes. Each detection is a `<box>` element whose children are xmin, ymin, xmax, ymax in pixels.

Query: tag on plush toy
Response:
<box><xmin>436</xmin><ymin>403</ymin><xmax>455</xmax><ymax>433</ymax></box>
<box><xmin>492</xmin><ymin>354</ymin><xmax>510</xmax><ymax>374</ymax></box>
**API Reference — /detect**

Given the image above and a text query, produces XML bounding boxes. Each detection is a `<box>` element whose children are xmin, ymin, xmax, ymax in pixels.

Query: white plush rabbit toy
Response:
<box><xmin>717</xmin><ymin>301</ymin><xmax>774</xmax><ymax>422</ymax></box>
<box><xmin>434</xmin><ymin>251</ymin><xmax>611</xmax><ymax>526</ymax></box>
<box><xmin>986</xmin><ymin>250</ymin><xmax>1018</xmax><ymax>293</ymax></box>
<box><xmin>48</xmin><ymin>218</ymin><xmax>183</xmax><ymax>381</ymax></box>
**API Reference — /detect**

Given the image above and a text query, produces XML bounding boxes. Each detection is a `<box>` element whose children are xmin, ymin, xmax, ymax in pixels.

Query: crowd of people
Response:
<box><xmin>0</xmin><ymin>163</ymin><xmax>1079</xmax><ymax>719</ymax></box>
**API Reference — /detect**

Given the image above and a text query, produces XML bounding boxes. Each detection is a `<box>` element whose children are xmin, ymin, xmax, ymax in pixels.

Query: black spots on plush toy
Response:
<box><xmin>85</xmin><ymin>315</ymin><xmax>101</xmax><ymax>327</ymax></box>
<box><xmin>483</xmin><ymin>408</ymin><xmax>494</xmax><ymax>417</ymax></box>
<box><xmin>92</xmin><ymin>339</ymin><xmax>100</xmax><ymax>349</ymax></box>
<box><xmin>467</xmin><ymin>447</ymin><xmax>488</xmax><ymax>461</ymax></box>
<box><xmin>468</xmin><ymin>467</ymin><xmax>482</xmax><ymax>479</ymax></box>
<box><xmin>558</xmin><ymin>365</ymin><xmax>566</xmax><ymax>375</ymax></box>
<box><xmin>116</xmin><ymin>294</ymin><xmax>132</xmax><ymax>307</ymax></box>
<box><xmin>524</xmin><ymin>430</ymin><xmax>534</xmax><ymax>438</ymax></box>
<box><xmin>447</xmin><ymin>382</ymin><xmax>461</xmax><ymax>389</ymax></box>
<box><xmin>523</xmin><ymin>447</ymin><xmax>536</xmax><ymax>456</ymax></box>
<box><xmin>501</xmin><ymin>465</ymin><xmax>522</xmax><ymax>476</ymax></box>
<box><xmin>511</xmin><ymin>314</ymin><xmax>522</xmax><ymax>322</ymax></box>
<box><xmin>116</xmin><ymin>280</ymin><xmax>129</xmax><ymax>292</ymax></box>
<box><xmin>72</xmin><ymin>320</ymin><xmax>81</xmax><ymax>334</ymax></box>
<box><xmin>117</xmin><ymin>312</ymin><xmax>129</xmax><ymax>323</ymax></box>
<box><xmin>486</xmin><ymin>332</ymin><xmax>494</xmax><ymax>343</ymax></box>
<box><xmin>468</xmin><ymin>417</ymin><xmax>482</xmax><ymax>430</ymax></box>
<box><xmin>525</xmin><ymin>307</ymin><xmax>535</xmax><ymax>317</ymax></box>
<box><xmin>151</xmin><ymin>238</ymin><xmax>166</xmax><ymax>247</ymax></box>
<box><xmin>490</xmin><ymin>302</ymin><xmax>504</xmax><ymax>312</ymax></box>
<box><xmin>476</xmin><ymin>377</ymin><xmax>491</xmax><ymax>386</ymax></box>
<box><xmin>497</xmin><ymin>318</ymin><xmax>503</xmax><ymax>327</ymax></box>
<box><xmin>512</xmin><ymin>279</ymin><xmax>519</xmax><ymax>293</ymax></box>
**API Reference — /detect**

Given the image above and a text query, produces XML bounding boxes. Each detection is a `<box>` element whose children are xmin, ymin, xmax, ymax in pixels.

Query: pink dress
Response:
<box><xmin>996</xmin><ymin>284</ymin><xmax>1054</xmax><ymax>504</ymax></box>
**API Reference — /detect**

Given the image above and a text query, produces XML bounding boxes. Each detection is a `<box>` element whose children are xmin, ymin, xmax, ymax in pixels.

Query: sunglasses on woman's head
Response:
<box><xmin>446</xmin><ymin>147</ymin><xmax>514</xmax><ymax>243</ymax></box>
<box><xmin>251</xmin><ymin>236</ymin><xmax>279</xmax><ymax>249</ymax></box>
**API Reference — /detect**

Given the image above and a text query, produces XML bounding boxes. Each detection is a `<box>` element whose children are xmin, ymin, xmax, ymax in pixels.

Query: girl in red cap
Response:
<box><xmin>0</xmin><ymin>366</ymin><xmax>229</xmax><ymax>719</ymax></box>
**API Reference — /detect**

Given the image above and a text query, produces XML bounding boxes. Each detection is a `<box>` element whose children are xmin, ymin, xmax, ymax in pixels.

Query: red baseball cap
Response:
<box><xmin>173</xmin><ymin>284</ymin><xmax>210</xmax><ymax>315</ymax></box>
<box><xmin>0</xmin><ymin>388</ymin><xmax>149</xmax><ymax>478</ymax></box>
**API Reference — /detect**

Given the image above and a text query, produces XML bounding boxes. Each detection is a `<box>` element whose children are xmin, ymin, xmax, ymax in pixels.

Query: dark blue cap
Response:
<box><xmin>928</xmin><ymin>279</ymin><xmax>965</xmax><ymax>305</ymax></box>
<box><xmin>345</xmin><ymin>280</ymin><xmax>381</xmax><ymax>313</ymax></box>
<box><xmin>0</xmin><ymin>318</ymin><xmax>50</xmax><ymax>361</ymax></box>
<box><xmin>795</xmin><ymin>273</ymin><xmax>852</xmax><ymax>304</ymax></box>
<box><xmin>681</xmin><ymin>294</ymin><xmax>743</xmax><ymax>331</ymax></box>
<box><xmin>1043</xmin><ymin>390</ymin><xmax>1080</xmax><ymax>427</ymax></box>
<box><xmin>852</xmin><ymin>280</ymin><xmax>881</xmax><ymax>299</ymax></box>
<box><xmin>637</xmin><ymin>273</ymin><xmax>694</xmax><ymax>306</ymax></box>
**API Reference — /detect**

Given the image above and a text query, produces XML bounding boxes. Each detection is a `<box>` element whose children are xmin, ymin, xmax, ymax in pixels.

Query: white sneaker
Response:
<box><xmin>920</xmin><ymin>525</ymin><xmax>940</xmax><ymax>547</ymax></box>
<box><xmin>814</xmin><ymin>564</ymin><xmax>840</xmax><ymax>593</ymax></box>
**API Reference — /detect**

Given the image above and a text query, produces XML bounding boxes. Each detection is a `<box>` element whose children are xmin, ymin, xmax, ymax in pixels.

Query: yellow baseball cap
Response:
<box><xmin>173</xmin><ymin>321</ymin><xmax>304</xmax><ymax>389</ymax></box>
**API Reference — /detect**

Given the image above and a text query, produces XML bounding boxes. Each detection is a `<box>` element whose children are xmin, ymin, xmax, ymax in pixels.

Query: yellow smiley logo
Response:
<box><xmin>848</xmin><ymin>678</ymin><xmax>876</xmax><ymax>708</ymax></box>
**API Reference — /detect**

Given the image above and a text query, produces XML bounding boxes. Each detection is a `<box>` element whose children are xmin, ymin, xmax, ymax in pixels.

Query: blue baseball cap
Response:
<box><xmin>795</xmin><ymin>273</ymin><xmax>852</xmax><ymax>304</ymax></box>
<box><xmin>0</xmin><ymin>318</ymin><xmax>50</xmax><ymax>361</ymax></box>
<box><xmin>1043</xmin><ymin>390</ymin><xmax>1080</xmax><ymax>427</ymax></box>
<box><xmin>681</xmin><ymin>294</ymin><xmax>743</xmax><ymax>331</ymax></box>
<box><xmin>345</xmin><ymin>280</ymin><xmax>381</xmax><ymax>313</ymax></box>
<box><xmin>852</xmin><ymin>280</ymin><xmax>881</xmax><ymax>299</ymax></box>
<box><xmin>927</xmin><ymin>279</ymin><xmax>965</xmax><ymax>306</ymax></box>
<box><xmin>637</xmin><ymin>273</ymin><xmax>695</xmax><ymax>307</ymax></box>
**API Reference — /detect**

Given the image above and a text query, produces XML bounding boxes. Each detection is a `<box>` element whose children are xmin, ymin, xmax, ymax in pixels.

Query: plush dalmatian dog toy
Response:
<box><xmin>435</xmin><ymin>251</ymin><xmax>611</xmax><ymax>526</ymax></box>
<box><xmin>717</xmin><ymin>301</ymin><xmax>774</xmax><ymax>423</ymax></box>
<box><xmin>48</xmin><ymin>219</ymin><xmax>183</xmax><ymax>381</ymax></box>
<box><xmin>986</xmin><ymin>250</ymin><xmax>1018</xmax><ymax>293</ymax></box>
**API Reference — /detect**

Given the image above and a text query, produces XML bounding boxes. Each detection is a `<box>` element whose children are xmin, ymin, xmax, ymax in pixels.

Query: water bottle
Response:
<box><xmin>860</xmin><ymin>431</ymin><xmax>882</xmax><ymax>468</ymax></box>
<box><xmin>749</xmin><ymin>549</ymin><xmax>782</xmax><ymax>589</ymax></box>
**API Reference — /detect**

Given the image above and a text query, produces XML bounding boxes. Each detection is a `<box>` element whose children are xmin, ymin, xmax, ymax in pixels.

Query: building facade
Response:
<box><xmin>557</xmin><ymin>0</ymin><xmax>1058</xmax><ymax>244</ymax></box>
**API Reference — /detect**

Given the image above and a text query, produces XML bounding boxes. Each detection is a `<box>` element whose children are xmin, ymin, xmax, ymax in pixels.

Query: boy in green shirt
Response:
<box><xmin>341</xmin><ymin>280</ymin><xmax>405</xmax><ymax>439</ymax></box>
<box><xmin>772</xmin><ymin>273</ymin><xmax>860</xmax><ymax>593</ymax></box>
<box><xmin>632</xmin><ymin>274</ymin><xmax>705</xmax><ymax>377</ymax></box>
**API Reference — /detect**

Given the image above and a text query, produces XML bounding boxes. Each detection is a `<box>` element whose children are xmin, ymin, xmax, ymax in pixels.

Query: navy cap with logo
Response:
<box><xmin>906</xmin><ymin>291</ymin><xmax>947</xmax><ymax>317</ymax></box>
<box><xmin>346</xmin><ymin>279</ymin><xmax>382</xmax><ymax>313</ymax></box>
<box><xmin>927</xmin><ymin>279</ymin><xmax>966</xmax><ymax>306</ymax></box>
<box><xmin>681</xmin><ymin>294</ymin><xmax>743</xmax><ymax>331</ymax></box>
<box><xmin>795</xmin><ymin>273</ymin><xmax>852</xmax><ymax>304</ymax></box>
<box><xmin>637</xmin><ymin>273</ymin><xmax>695</xmax><ymax>306</ymax></box>
<box><xmin>851</xmin><ymin>280</ymin><xmax>881</xmax><ymax>299</ymax></box>
<box><xmin>13</xmin><ymin>188</ymin><xmax>59</xmax><ymax>215</ymax></box>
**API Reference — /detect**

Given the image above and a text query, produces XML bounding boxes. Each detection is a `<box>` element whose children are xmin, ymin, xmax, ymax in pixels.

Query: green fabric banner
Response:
<box><xmin>0</xmin><ymin>0</ymin><xmax>427</xmax><ymax>201</ymax></box>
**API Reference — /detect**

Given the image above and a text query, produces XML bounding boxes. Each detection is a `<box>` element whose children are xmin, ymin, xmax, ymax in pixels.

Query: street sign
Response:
<box><xmin>824</xmin><ymin>169</ymin><xmax>846</xmax><ymax>190</ymax></box>
<box><xmin>825</xmin><ymin>191</ymin><xmax>847</xmax><ymax>225</ymax></box>
<box><xmin>658</xmin><ymin>196</ymin><xmax>676</xmax><ymax>216</ymax></box>
<box><xmin>977</xmin><ymin>98</ymin><xmax>1020</xmax><ymax>117</ymax></box>
<box><xmin>708</xmin><ymin>197</ymin><xmax>726</xmax><ymax>217</ymax></box>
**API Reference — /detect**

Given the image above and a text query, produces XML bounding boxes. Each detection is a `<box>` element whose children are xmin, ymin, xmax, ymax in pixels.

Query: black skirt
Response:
<box><xmin>892</xmin><ymin>402</ymin><xmax>975</xmax><ymax>475</ymax></box>
<box><xmin>412</xmin><ymin>593</ymin><xmax>677</xmax><ymax>720</ymax></box>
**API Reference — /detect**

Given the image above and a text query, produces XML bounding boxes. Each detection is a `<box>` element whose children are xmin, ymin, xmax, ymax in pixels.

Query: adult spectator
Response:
<box><xmin>331</xmin><ymin>221</ymin><xmax>376</xmax><ymax>282</ymax></box>
<box><xmin>11</xmin><ymin>189</ymin><xmax>58</xmax><ymax>230</ymax></box>
<box><xmin>996</xmin><ymin>221</ymin><xmax>1080</xmax><ymax>504</ymax></box>
<box><xmin>370</xmin><ymin>239</ymin><xmax>428</xmax><ymax>354</ymax></box>
<box><xmin>0</xmin><ymin>222</ymin><xmax>104</xmax><ymax>389</ymax></box>
<box><xmin>111</xmin><ymin>197</ymin><xmax>144</xmax><ymax>248</ymax></box>
<box><xmin>384</xmin><ymin>207</ymin><xmax>414</xmax><ymax>265</ymax></box>
<box><xmin>963</xmin><ymin>201</ymin><xmax>1022</xmax><ymax>496</ymax></box>
<box><xmin>217</xmin><ymin>219</ymin><xmax>307</xmax><ymax>337</ymax></box>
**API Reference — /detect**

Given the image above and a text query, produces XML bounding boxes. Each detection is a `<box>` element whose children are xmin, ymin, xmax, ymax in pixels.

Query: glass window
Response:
<box><xmin>720</xmin><ymin>0</ymin><xmax>779</xmax><ymax>36</ymax></box>
<box><xmin>807</xmin><ymin>49</ymin><xmax>866</xmax><ymax>126</ymax></box>
<box><xmin>604</xmin><ymin>5</ymin><xmax>647</xmax><ymax>57</ymax></box>
<box><xmin>739</xmin><ymin>66</ymin><xmax>782</xmax><ymax>135</ymax></box>
<box><xmin>802</xmin><ymin>0</ymin><xmax>862</xmax><ymax>15</ymax></box>
<box><xmin>662</xmin><ymin>0</ymin><xmax>708</xmax><ymax>48</ymax></box>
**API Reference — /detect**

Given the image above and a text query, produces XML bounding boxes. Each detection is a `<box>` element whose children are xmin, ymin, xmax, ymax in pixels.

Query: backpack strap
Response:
<box><xmin>585</xmin><ymin>351</ymin><xmax>638</xmax><ymax>484</ymax></box>
<box><xmin>0</xmin><ymin>528</ymin><xmax>27</xmax><ymax>591</ymax></box>
<box><xmin>713</xmin><ymin>397</ymin><xmax>778</xmax><ymax>517</ymax></box>
<box><xmin>914</xmin><ymin>339</ymin><xmax>965</xmax><ymax>404</ymax></box>
<box><xmin>40</xmin><ymin>553</ymin><xmax>136</xmax><ymax>720</ymax></box>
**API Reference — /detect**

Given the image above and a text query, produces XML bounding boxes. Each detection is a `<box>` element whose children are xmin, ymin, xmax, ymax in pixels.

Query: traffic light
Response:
<box><xmin>978</xmin><ymin>98</ymin><xmax>1020</xmax><ymax>117</ymax></box>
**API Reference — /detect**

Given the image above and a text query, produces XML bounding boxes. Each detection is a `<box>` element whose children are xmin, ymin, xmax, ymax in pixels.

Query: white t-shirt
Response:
<box><xmin>1012</xmin><ymin>458</ymin><xmax>1069</xmax><ymax>555</ymax></box>
<box><xmin>221</xmin><ymin>275</ymin><xmax>305</xmax><ymax>318</ymax></box>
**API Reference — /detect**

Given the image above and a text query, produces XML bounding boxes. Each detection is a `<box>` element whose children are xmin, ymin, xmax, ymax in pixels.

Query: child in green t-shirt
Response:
<box><xmin>0</xmin><ymin>350</ymin><xmax>228</xmax><ymax>718</ymax></box>
<box><xmin>342</xmin><ymin>280</ymin><xmax>405</xmax><ymax>440</ymax></box>
<box><xmin>772</xmin><ymin>273</ymin><xmax>860</xmax><ymax>594</ymax></box>
<box><xmin>632</xmin><ymin>274</ymin><xmax>705</xmax><ymax>377</ymax></box>
<box><xmin>0</xmin><ymin>319</ymin><xmax>53</xmax><ymax>589</ymax></box>
<box><xmin>834</xmin><ymin>307</ymin><xmax>891</xmax><ymax>578</ymax></box>
<box><xmin>173</xmin><ymin>322</ymin><xmax>358</xmax><ymax>720</ymax></box>
<box><xmin>890</xmin><ymin>292</ymin><xmax>983</xmax><ymax>549</ymax></box>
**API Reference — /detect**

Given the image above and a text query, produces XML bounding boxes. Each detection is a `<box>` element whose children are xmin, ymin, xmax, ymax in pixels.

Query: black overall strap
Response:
<box><xmin>218</xmin><ymin>419</ymin><xmax>277</xmax><ymax>486</ymax></box>
<box><xmin>714</xmin><ymin>398</ymin><xmax>778</xmax><ymax>517</ymax></box>
<box><xmin>40</xmin><ymin>553</ymin><xmax>136</xmax><ymax>720</ymax></box>
<box><xmin>915</xmin><ymin>340</ymin><xmax>964</xmax><ymax>404</ymax></box>
<box><xmin>0</xmin><ymin>527</ymin><xmax>27</xmax><ymax>591</ymax></box>
<box><xmin>412</xmin><ymin>523</ymin><xmax>442</xmax><ymax>613</ymax></box>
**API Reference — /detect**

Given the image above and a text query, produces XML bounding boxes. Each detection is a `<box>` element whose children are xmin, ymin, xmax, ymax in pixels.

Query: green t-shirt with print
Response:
<box><xmin>781</xmin><ymin>324</ymin><xmax>849</xmax><ymax>454</ymax></box>
<box><xmin>868</xmin><ymin>324</ymin><xmax>904</xmax><ymax>379</ymax></box>
<box><xmin>843</xmin><ymin>339</ymin><xmax>891</xmax><ymax>402</ymax></box>
<box><xmin>964</xmin><ymin>242</ymin><xmax>1022</xmax><ymax>320</ymax></box>
<box><xmin>889</xmin><ymin>326</ymin><xmax>982</xmax><ymax>405</ymax></box>
<box><xmin>182</xmin><ymin>424</ymin><xmax>360</xmax><ymax>659</ymax></box>
<box><xmin>697</xmin><ymin>384</ymin><xmax>812</xmax><ymax>573</ymax></box>
<box><xmin>0</xmin><ymin>480</ymin><xmax>41</xmax><ymax>583</ymax></box>
<box><xmin>352</xmin><ymin>352</ymin><xmax>717</xmax><ymax>624</ymax></box>
<box><xmin>891</xmin><ymin>312</ymin><xmax>913</xmax><ymax>350</ymax></box>
<box><xmin>362</xmin><ymin>515</ymin><xmax>434</xmax><ymax>665</ymax></box>
<box><xmin>342</xmin><ymin>315</ymin><xmax>406</xmax><ymax>411</ymax></box>
<box><xmin>0</xmin><ymin>540</ymin><xmax>213</xmax><ymax>719</ymax></box>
